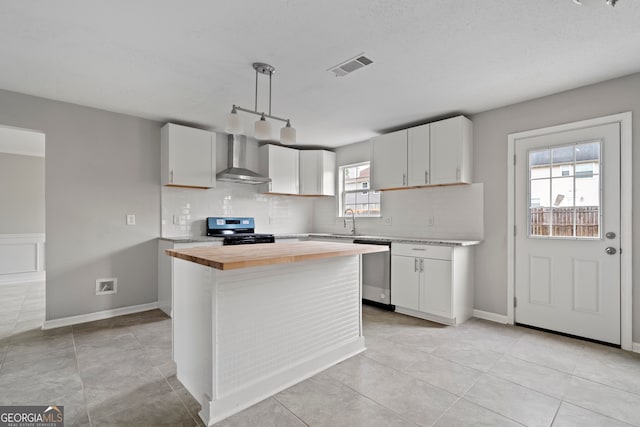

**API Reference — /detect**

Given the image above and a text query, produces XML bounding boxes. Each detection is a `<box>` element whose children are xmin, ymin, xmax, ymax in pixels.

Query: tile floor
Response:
<box><xmin>1</xmin><ymin>282</ymin><xmax>640</xmax><ymax>426</ymax></box>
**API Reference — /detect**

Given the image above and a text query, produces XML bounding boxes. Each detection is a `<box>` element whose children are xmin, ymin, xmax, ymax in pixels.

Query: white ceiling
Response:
<box><xmin>1</xmin><ymin>0</ymin><xmax>639</xmax><ymax>147</ymax></box>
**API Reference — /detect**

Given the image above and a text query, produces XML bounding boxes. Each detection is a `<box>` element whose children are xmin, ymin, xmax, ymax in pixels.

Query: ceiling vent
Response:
<box><xmin>328</xmin><ymin>54</ymin><xmax>373</xmax><ymax>77</ymax></box>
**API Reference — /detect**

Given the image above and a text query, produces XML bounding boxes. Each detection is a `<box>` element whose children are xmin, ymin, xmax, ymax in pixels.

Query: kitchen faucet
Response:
<box><xmin>344</xmin><ymin>208</ymin><xmax>356</xmax><ymax>235</ymax></box>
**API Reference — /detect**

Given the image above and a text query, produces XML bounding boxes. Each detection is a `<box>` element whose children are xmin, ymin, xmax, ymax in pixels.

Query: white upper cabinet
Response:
<box><xmin>299</xmin><ymin>150</ymin><xmax>336</xmax><ymax>196</ymax></box>
<box><xmin>371</xmin><ymin>130</ymin><xmax>408</xmax><ymax>190</ymax></box>
<box><xmin>259</xmin><ymin>144</ymin><xmax>299</xmax><ymax>195</ymax></box>
<box><xmin>370</xmin><ymin>116</ymin><xmax>473</xmax><ymax>190</ymax></box>
<box><xmin>161</xmin><ymin>123</ymin><xmax>216</xmax><ymax>188</ymax></box>
<box><xmin>429</xmin><ymin>116</ymin><xmax>473</xmax><ymax>185</ymax></box>
<box><xmin>407</xmin><ymin>124</ymin><xmax>431</xmax><ymax>186</ymax></box>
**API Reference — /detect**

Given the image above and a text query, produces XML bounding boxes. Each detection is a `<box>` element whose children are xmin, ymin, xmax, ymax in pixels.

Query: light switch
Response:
<box><xmin>126</xmin><ymin>214</ymin><xmax>136</xmax><ymax>226</ymax></box>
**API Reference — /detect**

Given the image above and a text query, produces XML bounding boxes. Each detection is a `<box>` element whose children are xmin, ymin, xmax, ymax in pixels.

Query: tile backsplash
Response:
<box><xmin>161</xmin><ymin>182</ymin><xmax>315</xmax><ymax>238</ymax></box>
<box><xmin>313</xmin><ymin>183</ymin><xmax>484</xmax><ymax>240</ymax></box>
<box><xmin>162</xmin><ymin>182</ymin><xmax>484</xmax><ymax>240</ymax></box>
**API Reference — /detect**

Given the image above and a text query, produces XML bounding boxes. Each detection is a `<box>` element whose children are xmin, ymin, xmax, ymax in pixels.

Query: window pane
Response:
<box><xmin>531</xmin><ymin>178</ymin><xmax>550</xmax><ymax>207</ymax></box>
<box><xmin>574</xmin><ymin>172</ymin><xmax>599</xmax><ymax>207</ymax></box>
<box><xmin>575</xmin><ymin>175</ymin><xmax>600</xmax><ymax>238</ymax></box>
<box><xmin>551</xmin><ymin>176</ymin><xmax>573</xmax><ymax>237</ymax></box>
<box><xmin>576</xmin><ymin>142</ymin><xmax>600</xmax><ymax>162</ymax></box>
<box><xmin>530</xmin><ymin>207</ymin><xmax>550</xmax><ymax>237</ymax></box>
<box><xmin>551</xmin><ymin>145</ymin><xmax>574</xmax><ymax>178</ymax></box>
<box><xmin>344</xmin><ymin>192</ymin><xmax>356</xmax><ymax>204</ymax></box>
<box><xmin>551</xmin><ymin>176</ymin><xmax>572</xmax><ymax>207</ymax></box>
<box><xmin>529</xmin><ymin>149</ymin><xmax>551</xmax><ymax>179</ymax></box>
<box><xmin>356</xmin><ymin>191</ymin><xmax>370</xmax><ymax>204</ymax></box>
<box><xmin>575</xmin><ymin>163</ymin><xmax>594</xmax><ymax>179</ymax></box>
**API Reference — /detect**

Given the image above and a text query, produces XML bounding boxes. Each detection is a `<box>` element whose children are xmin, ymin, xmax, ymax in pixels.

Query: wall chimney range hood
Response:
<box><xmin>216</xmin><ymin>134</ymin><xmax>271</xmax><ymax>185</ymax></box>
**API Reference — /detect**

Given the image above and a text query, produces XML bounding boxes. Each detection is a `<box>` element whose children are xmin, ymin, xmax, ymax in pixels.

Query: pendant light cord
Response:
<box><xmin>254</xmin><ymin>68</ymin><xmax>258</xmax><ymax>112</ymax></box>
<box><xmin>269</xmin><ymin>71</ymin><xmax>272</xmax><ymax>115</ymax></box>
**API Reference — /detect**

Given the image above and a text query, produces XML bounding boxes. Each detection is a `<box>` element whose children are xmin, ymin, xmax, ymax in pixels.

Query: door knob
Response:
<box><xmin>605</xmin><ymin>247</ymin><xmax>617</xmax><ymax>255</ymax></box>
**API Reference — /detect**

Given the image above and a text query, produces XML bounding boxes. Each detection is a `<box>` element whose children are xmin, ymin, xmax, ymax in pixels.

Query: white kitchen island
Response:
<box><xmin>166</xmin><ymin>241</ymin><xmax>388</xmax><ymax>425</ymax></box>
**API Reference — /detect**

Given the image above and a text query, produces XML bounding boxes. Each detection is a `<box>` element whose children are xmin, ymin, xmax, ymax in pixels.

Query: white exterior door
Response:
<box><xmin>515</xmin><ymin>123</ymin><xmax>621</xmax><ymax>344</ymax></box>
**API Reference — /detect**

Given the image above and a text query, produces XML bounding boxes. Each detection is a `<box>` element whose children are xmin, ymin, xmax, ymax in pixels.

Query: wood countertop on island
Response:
<box><xmin>165</xmin><ymin>240</ymin><xmax>388</xmax><ymax>271</ymax></box>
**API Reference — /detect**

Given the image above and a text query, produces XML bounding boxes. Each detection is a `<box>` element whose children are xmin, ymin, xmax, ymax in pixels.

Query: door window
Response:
<box><xmin>528</xmin><ymin>141</ymin><xmax>601</xmax><ymax>238</ymax></box>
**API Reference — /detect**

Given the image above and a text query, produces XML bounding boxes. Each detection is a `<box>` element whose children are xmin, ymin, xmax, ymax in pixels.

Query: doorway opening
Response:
<box><xmin>0</xmin><ymin>125</ymin><xmax>46</xmax><ymax>339</ymax></box>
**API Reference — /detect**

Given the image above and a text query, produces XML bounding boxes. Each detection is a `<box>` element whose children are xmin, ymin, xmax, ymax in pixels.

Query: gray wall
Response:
<box><xmin>471</xmin><ymin>72</ymin><xmax>640</xmax><ymax>341</ymax></box>
<box><xmin>0</xmin><ymin>153</ymin><xmax>45</xmax><ymax>234</ymax></box>
<box><xmin>0</xmin><ymin>89</ymin><xmax>161</xmax><ymax>320</ymax></box>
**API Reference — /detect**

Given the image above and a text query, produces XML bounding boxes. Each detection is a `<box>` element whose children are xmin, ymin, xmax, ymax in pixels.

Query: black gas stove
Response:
<box><xmin>206</xmin><ymin>217</ymin><xmax>275</xmax><ymax>245</ymax></box>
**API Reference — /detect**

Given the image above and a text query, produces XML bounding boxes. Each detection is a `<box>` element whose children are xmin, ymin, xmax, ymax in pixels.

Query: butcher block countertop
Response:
<box><xmin>165</xmin><ymin>241</ymin><xmax>389</xmax><ymax>271</ymax></box>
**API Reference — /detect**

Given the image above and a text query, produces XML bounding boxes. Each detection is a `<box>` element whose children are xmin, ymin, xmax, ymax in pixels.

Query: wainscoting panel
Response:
<box><xmin>0</xmin><ymin>234</ymin><xmax>45</xmax><ymax>284</ymax></box>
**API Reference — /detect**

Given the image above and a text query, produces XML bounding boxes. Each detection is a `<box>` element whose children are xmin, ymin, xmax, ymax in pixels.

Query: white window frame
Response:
<box><xmin>338</xmin><ymin>161</ymin><xmax>381</xmax><ymax>217</ymax></box>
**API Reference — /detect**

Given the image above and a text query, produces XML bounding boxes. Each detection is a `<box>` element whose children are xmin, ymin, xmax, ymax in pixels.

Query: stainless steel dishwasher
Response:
<box><xmin>353</xmin><ymin>239</ymin><xmax>394</xmax><ymax>311</ymax></box>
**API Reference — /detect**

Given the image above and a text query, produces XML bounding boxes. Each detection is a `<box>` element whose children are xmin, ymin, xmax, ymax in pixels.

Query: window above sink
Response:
<box><xmin>338</xmin><ymin>161</ymin><xmax>381</xmax><ymax>217</ymax></box>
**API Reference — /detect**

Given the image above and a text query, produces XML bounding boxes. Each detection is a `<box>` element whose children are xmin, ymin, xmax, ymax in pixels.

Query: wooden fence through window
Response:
<box><xmin>530</xmin><ymin>206</ymin><xmax>599</xmax><ymax>237</ymax></box>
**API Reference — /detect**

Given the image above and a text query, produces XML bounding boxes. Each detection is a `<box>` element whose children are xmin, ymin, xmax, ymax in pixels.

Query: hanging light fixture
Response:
<box><xmin>224</xmin><ymin>105</ymin><xmax>243</xmax><ymax>134</ymax></box>
<box><xmin>225</xmin><ymin>62</ymin><xmax>296</xmax><ymax>144</ymax></box>
<box><xmin>280</xmin><ymin>120</ymin><xmax>296</xmax><ymax>145</ymax></box>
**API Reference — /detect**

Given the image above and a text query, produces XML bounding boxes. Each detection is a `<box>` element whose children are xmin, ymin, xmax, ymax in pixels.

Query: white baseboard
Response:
<box><xmin>473</xmin><ymin>309</ymin><xmax>509</xmax><ymax>324</ymax></box>
<box><xmin>632</xmin><ymin>342</ymin><xmax>640</xmax><ymax>354</ymax></box>
<box><xmin>42</xmin><ymin>302</ymin><xmax>159</xmax><ymax>330</ymax></box>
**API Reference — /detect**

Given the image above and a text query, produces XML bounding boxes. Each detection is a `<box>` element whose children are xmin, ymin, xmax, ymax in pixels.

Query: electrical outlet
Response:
<box><xmin>427</xmin><ymin>215</ymin><xmax>435</xmax><ymax>226</ymax></box>
<box><xmin>382</xmin><ymin>216</ymin><xmax>392</xmax><ymax>226</ymax></box>
<box><xmin>96</xmin><ymin>278</ymin><xmax>118</xmax><ymax>295</ymax></box>
<box><xmin>173</xmin><ymin>215</ymin><xmax>180</xmax><ymax>225</ymax></box>
<box><xmin>126</xmin><ymin>214</ymin><xmax>136</xmax><ymax>225</ymax></box>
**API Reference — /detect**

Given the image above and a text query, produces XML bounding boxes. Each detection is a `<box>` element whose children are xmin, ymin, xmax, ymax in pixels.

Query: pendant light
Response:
<box><xmin>280</xmin><ymin>120</ymin><xmax>296</xmax><ymax>145</ymax></box>
<box><xmin>254</xmin><ymin>113</ymin><xmax>272</xmax><ymax>140</ymax></box>
<box><xmin>225</xmin><ymin>62</ymin><xmax>296</xmax><ymax>144</ymax></box>
<box><xmin>224</xmin><ymin>105</ymin><xmax>243</xmax><ymax>134</ymax></box>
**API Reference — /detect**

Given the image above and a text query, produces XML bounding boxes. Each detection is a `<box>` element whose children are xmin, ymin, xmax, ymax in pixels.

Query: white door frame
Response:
<box><xmin>507</xmin><ymin>112</ymin><xmax>633</xmax><ymax>350</ymax></box>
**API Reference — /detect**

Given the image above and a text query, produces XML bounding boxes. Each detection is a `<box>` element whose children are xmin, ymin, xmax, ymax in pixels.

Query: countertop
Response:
<box><xmin>304</xmin><ymin>233</ymin><xmax>481</xmax><ymax>247</ymax></box>
<box><xmin>159</xmin><ymin>234</ymin><xmax>481</xmax><ymax>247</ymax></box>
<box><xmin>159</xmin><ymin>236</ymin><xmax>224</xmax><ymax>243</ymax></box>
<box><xmin>165</xmin><ymin>241</ymin><xmax>389</xmax><ymax>270</ymax></box>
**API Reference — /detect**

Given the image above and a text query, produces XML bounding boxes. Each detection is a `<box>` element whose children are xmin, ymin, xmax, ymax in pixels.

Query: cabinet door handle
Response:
<box><xmin>170</xmin><ymin>170</ymin><xmax>174</xmax><ymax>183</ymax></box>
<box><xmin>456</xmin><ymin>167</ymin><xmax>460</xmax><ymax>181</ymax></box>
<box><xmin>403</xmin><ymin>173</ymin><xmax>407</xmax><ymax>186</ymax></box>
<box><xmin>414</xmin><ymin>258</ymin><xmax>418</xmax><ymax>272</ymax></box>
<box><xmin>420</xmin><ymin>259</ymin><xmax>424</xmax><ymax>272</ymax></box>
<box><xmin>411</xmin><ymin>248</ymin><xmax>426</xmax><ymax>251</ymax></box>
<box><xmin>425</xmin><ymin>171</ymin><xmax>429</xmax><ymax>184</ymax></box>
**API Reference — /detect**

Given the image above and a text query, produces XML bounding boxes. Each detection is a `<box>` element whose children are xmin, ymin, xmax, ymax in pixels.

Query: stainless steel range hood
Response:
<box><xmin>216</xmin><ymin>134</ymin><xmax>271</xmax><ymax>185</ymax></box>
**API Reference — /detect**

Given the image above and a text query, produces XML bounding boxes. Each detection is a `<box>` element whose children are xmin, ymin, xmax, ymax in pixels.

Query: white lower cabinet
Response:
<box><xmin>391</xmin><ymin>243</ymin><xmax>472</xmax><ymax>325</ymax></box>
<box><xmin>158</xmin><ymin>239</ymin><xmax>222</xmax><ymax>318</ymax></box>
<box><xmin>390</xmin><ymin>255</ymin><xmax>420</xmax><ymax>310</ymax></box>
